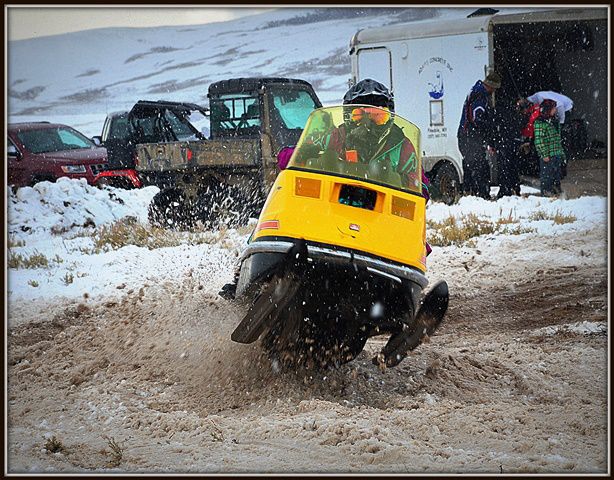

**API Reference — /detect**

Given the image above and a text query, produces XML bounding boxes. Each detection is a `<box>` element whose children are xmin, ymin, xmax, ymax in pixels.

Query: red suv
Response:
<box><xmin>7</xmin><ymin>122</ymin><xmax>108</xmax><ymax>188</ymax></box>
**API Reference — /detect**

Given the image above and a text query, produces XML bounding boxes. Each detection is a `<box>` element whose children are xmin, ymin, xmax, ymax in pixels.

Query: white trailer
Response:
<box><xmin>349</xmin><ymin>7</ymin><xmax>608</xmax><ymax>202</ymax></box>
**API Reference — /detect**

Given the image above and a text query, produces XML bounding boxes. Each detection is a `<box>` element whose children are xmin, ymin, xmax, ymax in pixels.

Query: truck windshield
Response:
<box><xmin>268</xmin><ymin>88</ymin><xmax>320</xmax><ymax>150</ymax></box>
<box><xmin>287</xmin><ymin>105</ymin><xmax>423</xmax><ymax>195</ymax></box>
<box><xmin>271</xmin><ymin>90</ymin><xmax>318</xmax><ymax>129</ymax></box>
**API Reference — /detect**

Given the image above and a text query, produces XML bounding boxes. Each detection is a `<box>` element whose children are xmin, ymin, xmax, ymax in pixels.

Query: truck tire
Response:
<box><xmin>148</xmin><ymin>188</ymin><xmax>192</xmax><ymax>230</ymax></box>
<box><xmin>430</xmin><ymin>162</ymin><xmax>460</xmax><ymax>205</ymax></box>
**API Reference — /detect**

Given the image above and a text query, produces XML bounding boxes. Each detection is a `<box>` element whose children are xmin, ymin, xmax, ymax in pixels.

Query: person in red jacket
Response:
<box><xmin>518</xmin><ymin>98</ymin><xmax>541</xmax><ymax>144</ymax></box>
<box><xmin>515</xmin><ymin>98</ymin><xmax>542</xmax><ymax>179</ymax></box>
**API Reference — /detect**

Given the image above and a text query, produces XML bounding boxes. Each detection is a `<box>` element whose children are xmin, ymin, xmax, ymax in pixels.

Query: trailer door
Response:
<box><xmin>357</xmin><ymin>47</ymin><xmax>392</xmax><ymax>91</ymax></box>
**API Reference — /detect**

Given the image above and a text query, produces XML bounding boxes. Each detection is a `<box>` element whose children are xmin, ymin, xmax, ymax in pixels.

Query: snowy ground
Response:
<box><xmin>5</xmin><ymin>164</ymin><xmax>609</xmax><ymax>473</ymax></box>
<box><xmin>6</xmin><ymin>178</ymin><xmax>245</xmax><ymax>307</ymax></box>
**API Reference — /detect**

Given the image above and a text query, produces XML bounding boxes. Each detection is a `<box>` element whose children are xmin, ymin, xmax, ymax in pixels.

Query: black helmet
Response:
<box><xmin>343</xmin><ymin>79</ymin><xmax>394</xmax><ymax>111</ymax></box>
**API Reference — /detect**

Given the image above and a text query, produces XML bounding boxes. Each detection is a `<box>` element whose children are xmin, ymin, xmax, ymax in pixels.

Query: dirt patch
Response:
<box><xmin>522</xmin><ymin>157</ymin><xmax>608</xmax><ymax>198</ymax></box>
<box><xmin>561</xmin><ymin>157</ymin><xmax>608</xmax><ymax>198</ymax></box>
<box><xmin>6</xmin><ymin>228</ymin><xmax>608</xmax><ymax>474</ymax></box>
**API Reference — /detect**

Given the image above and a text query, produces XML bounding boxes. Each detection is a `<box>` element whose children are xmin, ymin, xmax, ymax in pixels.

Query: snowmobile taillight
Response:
<box><xmin>294</xmin><ymin>177</ymin><xmax>321</xmax><ymax>198</ymax></box>
<box><xmin>338</xmin><ymin>184</ymin><xmax>377</xmax><ymax>211</ymax></box>
<box><xmin>256</xmin><ymin>220</ymin><xmax>279</xmax><ymax>232</ymax></box>
<box><xmin>391</xmin><ymin>196</ymin><xmax>416</xmax><ymax>221</ymax></box>
<box><xmin>186</xmin><ymin>148</ymin><xmax>193</xmax><ymax>162</ymax></box>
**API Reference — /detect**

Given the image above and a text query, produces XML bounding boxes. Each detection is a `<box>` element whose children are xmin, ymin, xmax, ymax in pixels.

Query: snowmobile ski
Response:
<box><xmin>375</xmin><ymin>280</ymin><xmax>449</xmax><ymax>368</ymax></box>
<box><xmin>231</xmin><ymin>240</ymin><xmax>308</xmax><ymax>344</ymax></box>
<box><xmin>231</xmin><ymin>273</ymin><xmax>301</xmax><ymax>344</ymax></box>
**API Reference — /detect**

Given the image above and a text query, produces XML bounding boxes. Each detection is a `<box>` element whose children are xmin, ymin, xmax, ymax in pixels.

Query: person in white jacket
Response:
<box><xmin>526</xmin><ymin>91</ymin><xmax>574</xmax><ymax>124</ymax></box>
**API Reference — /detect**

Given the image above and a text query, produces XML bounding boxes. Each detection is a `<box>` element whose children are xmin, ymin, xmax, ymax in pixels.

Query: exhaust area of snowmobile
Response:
<box><xmin>229</xmin><ymin>105</ymin><xmax>449</xmax><ymax>368</ymax></box>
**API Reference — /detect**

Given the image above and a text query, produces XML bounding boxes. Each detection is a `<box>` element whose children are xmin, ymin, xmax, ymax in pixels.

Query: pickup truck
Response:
<box><xmin>97</xmin><ymin>77</ymin><xmax>322</xmax><ymax>229</ymax></box>
<box><xmin>93</xmin><ymin>100</ymin><xmax>209</xmax><ymax>190</ymax></box>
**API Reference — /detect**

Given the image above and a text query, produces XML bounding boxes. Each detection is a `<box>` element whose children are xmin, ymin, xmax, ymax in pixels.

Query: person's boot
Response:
<box><xmin>480</xmin><ymin>189</ymin><xmax>492</xmax><ymax>201</ymax></box>
<box><xmin>496</xmin><ymin>188</ymin><xmax>510</xmax><ymax>199</ymax></box>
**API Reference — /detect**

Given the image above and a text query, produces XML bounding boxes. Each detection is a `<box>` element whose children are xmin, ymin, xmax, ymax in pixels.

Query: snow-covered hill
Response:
<box><xmin>8</xmin><ymin>6</ymin><xmax>524</xmax><ymax>136</ymax></box>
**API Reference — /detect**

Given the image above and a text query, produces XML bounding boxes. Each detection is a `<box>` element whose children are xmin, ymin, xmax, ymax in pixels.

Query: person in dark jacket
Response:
<box><xmin>457</xmin><ymin>71</ymin><xmax>502</xmax><ymax>199</ymax></box>
<box><xmin>492</xmin><ymin>100</ymin><xmax>526</xmax><ymax>198</ymax></box>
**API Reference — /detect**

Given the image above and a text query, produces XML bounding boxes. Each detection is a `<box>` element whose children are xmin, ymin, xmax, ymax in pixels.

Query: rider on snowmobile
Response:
<box><xmin>336</xmin><ymin>79</ymin><xmax>432</xmax><ymax>253</ymax></box>
<box><xmin>226</xmin><ymin>81</ymin><xmax>449</xmax><ymax>368</ymax></box>
<box><xmin>327</xmin><ymin>80</ymin><xmax>423</xmax><ymax>192</ymax></box>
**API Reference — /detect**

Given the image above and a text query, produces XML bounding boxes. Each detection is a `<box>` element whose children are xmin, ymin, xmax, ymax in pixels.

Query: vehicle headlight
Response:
<box><xmin>61</xmin><ymin>165</ymin><xmax>87</xmax><ymax>173</ymax></box>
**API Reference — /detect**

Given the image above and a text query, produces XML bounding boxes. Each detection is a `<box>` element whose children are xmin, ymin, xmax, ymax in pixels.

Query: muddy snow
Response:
<box><xmin>6</xmin><ymin>164</ymin><xmax>609</xmax><ymax>474</ymax></box>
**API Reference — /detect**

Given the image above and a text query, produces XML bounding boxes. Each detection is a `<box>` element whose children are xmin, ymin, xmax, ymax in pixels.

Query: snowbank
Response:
<box><xmin>8</xmin><ymin>177</ymin><xmax>158</xmax><ymax>240</ymax></box>
<box><xmin>531</xmin><ymin>321</ymin><xmax>608</xmax><ymax>336</ymax></box>
<box><xmin>6</xmin><ymin>178</ymin><xmax>607</xmax><ymax>306</ymax></box>
<box><xmin>6</xmin><ymin>179</ymin><xmax>248</xmax><ymax>304</ymax></box>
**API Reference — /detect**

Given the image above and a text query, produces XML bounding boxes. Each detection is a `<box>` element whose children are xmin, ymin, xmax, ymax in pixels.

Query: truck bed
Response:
<box><xmin>135</xmin><ymin>138</ymin><xmax>261</xmax><ymax>173</ymax></box>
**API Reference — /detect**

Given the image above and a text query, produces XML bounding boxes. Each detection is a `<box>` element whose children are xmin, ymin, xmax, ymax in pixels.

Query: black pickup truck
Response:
<box><xmin>93</xmin><ymin>100</ymin><xmax>208</xmax><ymax>190</ymax></box>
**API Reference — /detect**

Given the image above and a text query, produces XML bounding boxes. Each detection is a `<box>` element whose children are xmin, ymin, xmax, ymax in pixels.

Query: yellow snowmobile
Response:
<box><xmin>227</xmin><ymin>105</ymin><xmax>448</xmax><ymax>368</ymax></box>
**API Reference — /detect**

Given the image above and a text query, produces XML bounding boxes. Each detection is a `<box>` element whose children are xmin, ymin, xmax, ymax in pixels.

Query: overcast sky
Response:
<box><xmin>6</xmin><ymin>6</ymin><xmax>275</xmax><ymax>41</ymax></box>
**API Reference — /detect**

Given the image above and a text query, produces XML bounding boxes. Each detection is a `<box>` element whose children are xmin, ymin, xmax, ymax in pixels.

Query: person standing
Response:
<box><xmin>457</xmin><ymin>71</ymin><xmax>502</xmax><ymax>199</ymax></box>
<box><xmin>515</xmin><ymin>97</ymin><xmax>541</xmax><ymax>176</ymax></box>
<box><xmin>527</xmin><ymin>90</ymin><xmax>573</xmax><ymax>124</ymax></box>
<box><xmin>534</xmin><ymin>99</ymin><xmax>565</xmax><ymax>196</ymax></box>
<box><xmin>492</xmin><ymin>101</ymin><xmax>525</xmax><ymax>198</ymax></box>
<box><xmin>525</xmin><ymin>90</ymin><xmax>573</xmax><ymax>185</ymax></box>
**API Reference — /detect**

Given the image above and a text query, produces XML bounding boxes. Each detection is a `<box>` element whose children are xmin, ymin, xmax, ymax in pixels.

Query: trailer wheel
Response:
<box><xmin>148</xmin><ymin>188</ymin><xmax>192</xmax><ymax>230</ymax></box>
<box><xmin>431</xmin><ymin>162</ymin><xmax>460</xmax><ymax>205</ymax></box>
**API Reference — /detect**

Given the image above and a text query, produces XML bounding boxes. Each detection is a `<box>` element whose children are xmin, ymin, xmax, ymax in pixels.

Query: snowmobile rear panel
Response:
<box><xmin>250</xmin><ymin>168</ymin><xmax>427</xmax><ymax>273</ymax></box>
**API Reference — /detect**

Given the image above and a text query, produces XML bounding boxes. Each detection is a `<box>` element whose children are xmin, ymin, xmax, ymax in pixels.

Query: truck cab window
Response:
<box><xmin>108</xmin><ymin>115</ymin><xmax>133</xmax><ymax>141</ymax></box>
<box><xmin>163</xmin><ymin>110</ymin><xmax>200</xmax><ymax>141</ymax></box>
<box><xmin>268</xmin><ymin>89</ymin><xmax>320</xmax><ymax>149</ymax></box>
<box><xmin>132</xmin><ymin>116</ymin><xmax>171</xmax><ymax>143</ymax></box>
<box><xmin>211</xmin><ymin>94</ymin><xmax>261</xmax><ymax>137</ymax></box>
